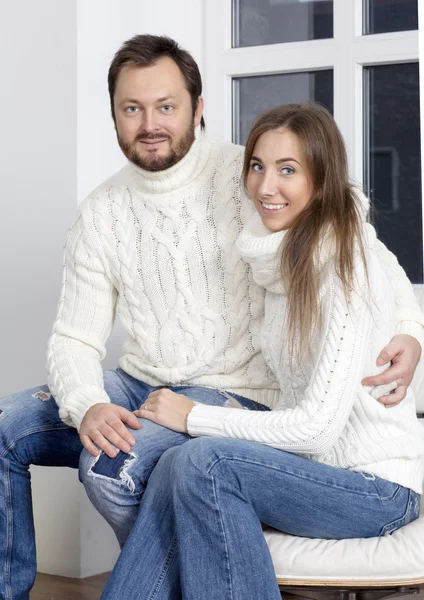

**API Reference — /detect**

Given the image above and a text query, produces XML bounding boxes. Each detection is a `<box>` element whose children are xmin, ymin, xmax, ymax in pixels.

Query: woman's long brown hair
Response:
<box><xmin>242</xmin><ymin>103</ymin><xmax>367</xmax><ymax>360</ymax></box>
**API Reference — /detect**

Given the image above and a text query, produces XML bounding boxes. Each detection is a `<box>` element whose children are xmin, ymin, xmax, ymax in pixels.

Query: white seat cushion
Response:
<box><xmin>265</xmin><ymin>515</ymin><xmax>424</xmax><ymax>584</ymax></box>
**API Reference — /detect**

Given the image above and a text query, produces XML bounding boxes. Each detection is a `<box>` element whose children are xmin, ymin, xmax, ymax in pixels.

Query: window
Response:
<box><xmin>363</xmin><ymin>0</ymin><xmax>418</xmax><ymax>35</ymax></box>
<box><xmin>205</xmin><ymin>0</ymin><xmax>422</xmax><ymax>282</ymax></box>
<box><xmin>234</xmin><ymin>70</ymin><xmax>333</xmax><ymax>144</ymax></box>
<box><xmin>233</xmin><ymin>0</ymin><xmax>333</xmax><ymax>47</ymax></box>
<box><xmin>364</xmin><ymin>62</ymin><xmax>422</xmax><ymax>282</ymax></box>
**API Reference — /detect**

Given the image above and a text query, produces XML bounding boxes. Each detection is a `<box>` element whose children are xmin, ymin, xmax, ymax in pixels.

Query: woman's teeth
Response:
<box><xmin>261</xmin><ymin>202</ymin><xmax>288</xmax><ymax>210</ymax></box>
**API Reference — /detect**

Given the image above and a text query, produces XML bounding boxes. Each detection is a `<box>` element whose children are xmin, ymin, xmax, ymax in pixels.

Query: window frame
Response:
<box><xmin>203</xmin><ymin>0</ymin><xmax>421</xmax><ymax>281</ymax></box>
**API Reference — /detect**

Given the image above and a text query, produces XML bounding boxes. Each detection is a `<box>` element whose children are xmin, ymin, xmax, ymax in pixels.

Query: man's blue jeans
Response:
<box><xmin>78</xmin><ymin>370</ymin><xmax>269</xmax><ymax>547</ymax></box>
<box><xmin>0</xmin><ymin>368</ymin><xmax>266</xmax><ymax>600</ymax></box>
<box><xmin>101</xmin><ymin>437</ymin><xmax>421</xmax><ymax>600</ymax></box>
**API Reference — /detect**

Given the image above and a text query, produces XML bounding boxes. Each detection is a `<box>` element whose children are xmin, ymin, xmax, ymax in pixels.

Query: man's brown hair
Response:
<box><xmin>108</xmin><ymin>34</ymin><xmax>205</xmax><ymax>130</ymax></box>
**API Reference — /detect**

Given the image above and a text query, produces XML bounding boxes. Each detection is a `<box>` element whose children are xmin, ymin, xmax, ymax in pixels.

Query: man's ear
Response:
<box><xmin>194</xmin><ymin>96</ymin><xmax>204</xmax><ymax>128</ymax></box>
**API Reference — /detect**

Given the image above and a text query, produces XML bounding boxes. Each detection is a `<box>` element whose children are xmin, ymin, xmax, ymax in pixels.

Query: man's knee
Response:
<box><xmin>80</xmin><ymin>448</ymin><xmax>140</xmax><ymax>496</ymax></box>
<box><xmin>0</xmin><ymin>385</ymin><xmax>61</xmax><ymax>457</ymax></box>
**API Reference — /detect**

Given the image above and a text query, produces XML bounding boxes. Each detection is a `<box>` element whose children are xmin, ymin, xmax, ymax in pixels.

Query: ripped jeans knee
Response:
<box><xmin>79</xmin><ymin>421</ymin><xmax>189</xmax><ymax>545</ymax></box>
<box><xmin>79</xmin><ymin>448</ymin><xmax>144</xmax><ymax>547</ymax></box>
<box><xmin>86</xmin><ymin>449</ymin><xmax>139</xmax><ymax>492</ymax></box>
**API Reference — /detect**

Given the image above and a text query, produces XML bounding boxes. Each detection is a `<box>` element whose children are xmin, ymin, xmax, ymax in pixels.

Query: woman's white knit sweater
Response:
<box><xmin>187</xmin><ymin>214</ymin><xmax>424</xmax><ymax>494</ymax></box>
<box><xmin>47</xmin><ymin>137</ymin><xmax>424</xmax><ymax>436</ymax></box>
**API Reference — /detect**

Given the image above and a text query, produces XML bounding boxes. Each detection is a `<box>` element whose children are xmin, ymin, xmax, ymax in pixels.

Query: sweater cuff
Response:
<box><xmin>58</xmin><ymin>385</ymin><xmax>111</xmax><ymax>431</ymax></box>
<box><xmin>396</xmin><ymin>321</ymin><xmax>424</xmax><ymax>350</ymax></box>
<box><xmin>187</xmin><ymin>404</ymin><xmax>231</xmax><ymax>438</ymax></box>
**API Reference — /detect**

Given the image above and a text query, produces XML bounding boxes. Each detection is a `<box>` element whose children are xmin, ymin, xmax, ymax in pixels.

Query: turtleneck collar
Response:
<box><xmin>237</xmin><ymin>212</ymin><xmax>377</xmax><ymax>293</ymax></box>
<box><xmin>236</xmin><ymin>213</ymin><xmax>287</xmax><ymax>293</ymax></box>
<box><xmin>127</xmin><ymin>137</ymin><xmax>211</xmax><ymax>195</ymax></box>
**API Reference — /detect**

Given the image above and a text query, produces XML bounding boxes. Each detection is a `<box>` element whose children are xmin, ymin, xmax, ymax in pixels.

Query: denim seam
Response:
<box><xmin>379</xmin><ymin>490</ymin><xmax>420</xmax><ymax>536</ymax></box>
<box><xmin>186</xmin><ymin>448</ymin><xmax>235</xmax><ymax>598</ymax></box>
<box><xmin>4</xmin><ymin>459</ymin><xmax>12</xmax><ymax>600</ymax></box>
<box><xmin>211</xmin><ymin>472</ymin><xmax>235</xmax><ymax>599</ymax></box>
<box><xmin>1</xmin><ymin>424</ymin><xmax>71</xmax><ymax>459</ymax></box>
<box><xmin>147</xmin><ymin>534</ymin><xmax>178</xmax><ymax>600</ymax></box>
<box><xmin>205</xmin><ymin>455</ymin><xmax>383</xmax><ymax>498</ymax></box>
<box><xmin>370</xmin><ymin>478</ymin><xmax>402</xmax><ymax>501</ymax></box>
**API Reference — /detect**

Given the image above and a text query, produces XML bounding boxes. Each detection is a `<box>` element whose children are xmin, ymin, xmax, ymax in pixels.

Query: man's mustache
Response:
<box><xmin>135</xmin><ymin>133</ymin><xmax>171</xmax><ymax>142</ymax></box>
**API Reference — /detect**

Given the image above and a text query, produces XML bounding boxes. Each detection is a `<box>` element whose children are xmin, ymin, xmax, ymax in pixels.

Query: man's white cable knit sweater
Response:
<box><xmin>47</xmin><ymin>137</ymin><xmax>424</xmax><ymax>433</ymax></box>
<box><xmin>47</xmin><ymin>139</ymin><xmax>276</xmax><ymax>429</ymax></box>
<box><xmin>187</xmin><ymin>214</ymin><xmax>424</xmax><ymax>494</ymax></box>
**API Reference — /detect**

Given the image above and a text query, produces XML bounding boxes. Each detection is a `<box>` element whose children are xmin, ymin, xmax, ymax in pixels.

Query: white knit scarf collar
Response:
<box><xmin>127</xmin><ymin>136</ymin><xmax>211</xmax><ymax>195</ymax></box>
<box><xmin>236</xmin><ymin>212</ymin><xmax>376</xmax><ymax>294</ymax></box>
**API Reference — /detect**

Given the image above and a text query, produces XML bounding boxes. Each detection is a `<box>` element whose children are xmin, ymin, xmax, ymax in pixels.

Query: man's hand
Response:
<box><xmin>362</xmin><ymin>334</ymin><xmax>422</xmax><ymax>407</ymax></box>
<box><xmin>80</xmin><ymin>403</ymin><xmax>141</xmax><ymax>457</ymax></box>
<box><xmin>134</xmin><ymin>389</ymin><xmax>195</xmax><ymax>433</ymax></box>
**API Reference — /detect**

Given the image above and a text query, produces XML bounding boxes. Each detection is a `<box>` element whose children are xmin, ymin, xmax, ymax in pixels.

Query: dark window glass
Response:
<box><xmin>233</xmin><ymin>0</ymin><xmax>333</xmax><ymax>48</ymax></box>
<box><xmin>233</xmin><ymin>70</ymin><xmax>333</xmax><ymax>145</ymax></box>
<box><xmin>364</xmin><ymin>63</ymin><xmax>422</xmax><ymax>283</ymax></box>
<box><xmin>363</xmin><ymin>0</ymin><xmax>418</xmax><ymax>35</ymax></box>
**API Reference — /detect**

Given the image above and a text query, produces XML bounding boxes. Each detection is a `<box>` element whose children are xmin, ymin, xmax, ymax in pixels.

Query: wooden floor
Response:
<box><xmin>30</xmin><ymin>572</ymin><xmax>110</xmax><ymax>600</ymax></box>
<box><xmin>30</xmin><ymin>573</ymin><xmax>424</xmax><ymax>600</ymax></box>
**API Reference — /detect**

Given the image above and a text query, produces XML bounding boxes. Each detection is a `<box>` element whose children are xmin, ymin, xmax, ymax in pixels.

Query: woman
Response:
<box><xmin>101</xmin><ymin>103</ymin><xmax>424</xmax><ymax>600</ymax></box>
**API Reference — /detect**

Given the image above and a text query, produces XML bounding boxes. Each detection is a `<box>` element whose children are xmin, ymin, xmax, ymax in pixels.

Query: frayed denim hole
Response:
<box><xmin>89</xmin><ymin>451</ymin><xmax>137</xmax><ymax>493</ymax></box>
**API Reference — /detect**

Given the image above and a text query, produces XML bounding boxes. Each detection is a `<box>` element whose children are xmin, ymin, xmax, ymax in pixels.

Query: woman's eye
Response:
<box><xmin>251</xmin><ymin>163</ymin><xmax>263</xmax><ymax>172</ymax></box>
<box><xmin>281</xmin><ymin>166</ymin><xmax>295</xmax><ymax>175</ymax></box>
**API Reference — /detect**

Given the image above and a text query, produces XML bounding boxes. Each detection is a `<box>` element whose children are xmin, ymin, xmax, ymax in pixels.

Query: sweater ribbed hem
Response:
<box><xmin>187</xmin><ymin>404</ymin><xmax>233</xmax><ymax>438</ymax></box>
<box><xmin>59</xmin><ymin>385</ymin><xmax>111</xmax><ymax>430</ymax></box>
<box><xmin>396</xmin><ymin>320</ymin><xmax>424</xmax><ymax>348</ymax></box>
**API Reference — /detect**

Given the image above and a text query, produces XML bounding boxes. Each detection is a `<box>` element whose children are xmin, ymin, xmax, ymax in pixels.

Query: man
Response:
<box><xmin>0</xmin><ymin>34</ymin><xmax>422</xmax><ymax>600</ymax></box>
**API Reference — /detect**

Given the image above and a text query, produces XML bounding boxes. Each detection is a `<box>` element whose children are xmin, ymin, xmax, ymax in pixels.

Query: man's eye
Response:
<box><xmin>125</xmin><ymin>106</ymin><xmax>139</xmax><ymax>114</ymax></box>
<box><xmin>161</xmin><ymin>105</ymin><xmax>174</xmax><ymax>113</ymax></box>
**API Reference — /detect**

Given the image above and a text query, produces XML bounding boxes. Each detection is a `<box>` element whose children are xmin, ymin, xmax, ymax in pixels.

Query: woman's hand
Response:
<box><xmin>361</xmin><ymin>334</ymin><xmax>421</xmax><ymax>407</ymax></box>
<box><xmin>134</xmin><ymin>389</ymin><xmax>195</xmax><ymax>433</ymax></box>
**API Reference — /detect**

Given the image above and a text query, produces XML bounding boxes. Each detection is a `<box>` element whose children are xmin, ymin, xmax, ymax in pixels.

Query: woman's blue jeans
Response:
<box><xmin>101</xmin><ymin>437</ymin><xmax>420</xmax><ymax>600</ymax></box>
<box><xmin>0</xmin><ymin>368</ymin><xmax>266</xmax><ymax>600</ymax></box>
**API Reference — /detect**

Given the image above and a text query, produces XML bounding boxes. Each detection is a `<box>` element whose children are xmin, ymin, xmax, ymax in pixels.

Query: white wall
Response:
<box><xmin>0</xmin><ymin>0</ymin><xmax>206</xmax><ymax>579</ymax></box>
<box><xmin>0</xmin><ymin>2</ymin><xmax>77</xmax><ymax>394</ymax></box>
<box><xmin>0</xmin><ymin>0</ymin><xmax>82</xmax><ymax>578</ymax></box>
<box><xmin>77</xmin><ymin>0</ymin><xmax>205</xmax><ymax>203</ymax></box>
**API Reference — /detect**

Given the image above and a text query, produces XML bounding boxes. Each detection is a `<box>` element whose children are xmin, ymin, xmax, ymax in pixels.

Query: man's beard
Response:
<box><xmin>117</xmin><ymin>123</ymin><xmax>195</xmax><ymax>172</ymax></box>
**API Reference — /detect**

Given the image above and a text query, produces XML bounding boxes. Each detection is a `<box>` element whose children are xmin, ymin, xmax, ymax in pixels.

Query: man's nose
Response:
<box><xmin>140</xmin><ymin>110</ymin><xmax>159</xmax><ymax>133</ymax></box>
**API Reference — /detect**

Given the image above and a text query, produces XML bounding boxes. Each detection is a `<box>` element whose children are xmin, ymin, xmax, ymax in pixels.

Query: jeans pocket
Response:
<box><xmin>378</xmin><ymin>490</ymin><xmax>421</xmax><ymax>537</ymax></box>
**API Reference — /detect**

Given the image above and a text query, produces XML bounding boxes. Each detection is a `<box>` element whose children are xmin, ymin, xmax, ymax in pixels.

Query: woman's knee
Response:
<box><xmin>170</xmin><ymin>437</ymin><xmax>253</xmax><ymax>502</ymax></box>
<box><xmin>167</xmin><ymin>438</ymin><xmax>232</xmax><ymax>491</ymax></box>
